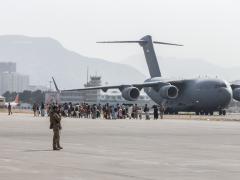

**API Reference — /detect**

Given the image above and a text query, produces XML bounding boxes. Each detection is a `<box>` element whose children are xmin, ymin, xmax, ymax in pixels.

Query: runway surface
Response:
<box><xmin>0</xmin><ymin>113</ymin><xmax>240</xmax><ymax>180</ymax></box>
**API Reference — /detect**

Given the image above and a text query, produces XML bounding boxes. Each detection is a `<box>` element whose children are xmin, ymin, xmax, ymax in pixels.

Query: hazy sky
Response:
<box><xmin>0</xmin><ymin>0</ymin><xmax>239</xmax><ymax>67</ymax></box>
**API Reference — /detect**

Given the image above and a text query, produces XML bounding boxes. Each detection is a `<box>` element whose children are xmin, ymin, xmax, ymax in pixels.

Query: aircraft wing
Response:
<box><xmin>60</xmin><ymin>81</ymin><xmax>170</xmax><ymax>92</ymax></box>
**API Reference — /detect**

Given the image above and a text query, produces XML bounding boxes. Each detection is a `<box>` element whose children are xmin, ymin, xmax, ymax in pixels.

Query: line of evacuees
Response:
<box><xmin>32</xmin><ymin>102</ymin><xmax>165</xmax><ymax>120</ymax></box>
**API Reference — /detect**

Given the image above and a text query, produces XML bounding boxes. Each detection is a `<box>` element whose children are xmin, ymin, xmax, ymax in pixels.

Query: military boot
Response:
<box><xmin>53</xmin><ymin>144</ymin><xmax>60</xmax><ymax>150</ymax></box>
<box><xmin>57</xmin><ymin>143</ymin><xmax>63</xmax><ymax>149</ymax></box>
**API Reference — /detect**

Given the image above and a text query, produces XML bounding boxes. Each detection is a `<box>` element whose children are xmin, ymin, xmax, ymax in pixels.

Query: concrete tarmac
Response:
<box><xmin>0</xmin><ymin>113</ymin><xmax>240</xmax><ymax>180</ymax></box>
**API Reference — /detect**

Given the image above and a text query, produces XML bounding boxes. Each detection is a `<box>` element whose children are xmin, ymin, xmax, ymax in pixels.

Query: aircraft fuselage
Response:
<box><xmin>144</xmin><ymin>77</ymin><xmax>232</xmax><ymax>113</ymax></box>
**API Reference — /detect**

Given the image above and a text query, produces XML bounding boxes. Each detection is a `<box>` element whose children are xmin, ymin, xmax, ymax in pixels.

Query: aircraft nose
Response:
<box><xmin>219</xmin><ymin>87</ymin><xmax>232</xmax><ymax>107</ymax></box>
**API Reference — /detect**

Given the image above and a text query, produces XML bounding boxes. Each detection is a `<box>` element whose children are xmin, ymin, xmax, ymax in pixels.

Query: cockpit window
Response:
<box><xmin>214</xmin><ymin>83</ymin><xmax>227</xmax><ymax>88</ymax></box>
<box><xmin>197</xmin><ymin>82</ymin><xmax>227</xmax><ymax>90</ymax></box>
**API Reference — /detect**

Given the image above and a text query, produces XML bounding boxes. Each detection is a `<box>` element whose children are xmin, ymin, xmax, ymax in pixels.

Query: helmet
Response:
<box><xmin>52</xmin><ymin>105</ymin><xmax>58</xmax><ymax>112</ymax></box>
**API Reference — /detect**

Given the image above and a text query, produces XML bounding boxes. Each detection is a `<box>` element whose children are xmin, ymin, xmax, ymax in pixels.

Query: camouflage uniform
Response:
<box><xmin>50</xmin><ymin>106</ymin><xmax>62</xmax><ymax>150</ymax></box>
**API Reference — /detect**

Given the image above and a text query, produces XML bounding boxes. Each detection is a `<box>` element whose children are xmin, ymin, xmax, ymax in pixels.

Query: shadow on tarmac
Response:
<box><xmin>24</xmin><ymin>149</ymin><xmax>53</xmax><ymax>152</ymax></box>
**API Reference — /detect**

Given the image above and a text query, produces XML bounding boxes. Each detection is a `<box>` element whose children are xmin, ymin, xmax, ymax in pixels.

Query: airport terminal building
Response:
<box><xmin>0</xmin><ymin>95</ymin><xmax>5</xmax><ymax>107</ymax></box>
<box><xmin>0</xmin><ymin>62</ymin><xmax>29</xmax><ymax>95</ymax></box>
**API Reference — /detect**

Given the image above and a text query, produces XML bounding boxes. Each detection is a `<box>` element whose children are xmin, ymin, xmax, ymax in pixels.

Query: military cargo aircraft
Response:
<box><xmin>54</xmin><ymin>35</ymin><xmax>240</xmax><ymax>115</ymax></box>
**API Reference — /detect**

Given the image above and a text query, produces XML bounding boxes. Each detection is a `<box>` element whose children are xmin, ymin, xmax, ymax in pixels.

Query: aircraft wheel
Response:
<box><xmin>222</xmin><ymin>110</ymin><xmax>226</xmax><ymax>116</ymax></box>
<box><xmin>210</xmin><ymin>111</ymin><xmax>214</xmax><ymax>116</ymax></box>
<box><xmin>165</xmin><ymin>109</ymin><xmax>170</xmax><ymax>114</ymax></box>
<box><xmin>219</xmin><ymin>110</ymin><xmax>223</xmax><ymax>116</ymax></box>
<box><xmin>195</xmin><ymin>111</ymin><xmax>200</xmax><ymax>115</ymax></box>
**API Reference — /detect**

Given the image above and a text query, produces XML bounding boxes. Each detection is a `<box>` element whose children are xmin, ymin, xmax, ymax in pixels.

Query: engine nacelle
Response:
<box><xmin>159</xmin><ymin>85</ymin><xmax>178</xmax><ymax>99</ymax></box>
<box><xmin>121</xmin><ymin>87</ymin><xmax>140</xmax><ymax>101</ymax></box>
<box><xmin>233</xmin><ymin>88</ymin><xmax>240</xmax><ymax>101</ymax></box>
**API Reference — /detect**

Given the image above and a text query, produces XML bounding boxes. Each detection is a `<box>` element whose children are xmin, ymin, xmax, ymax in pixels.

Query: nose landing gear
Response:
<box><xmin>219</xmin><ymin>110</ymin><xmax>226</xmax><ymax>116</ymax></box>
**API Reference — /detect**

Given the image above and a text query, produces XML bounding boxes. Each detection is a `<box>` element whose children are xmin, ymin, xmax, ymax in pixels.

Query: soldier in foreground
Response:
<box><xmin>50</xmin><ymin>105</ymin><xmax>63</xmax><ymax>150</ymax></box>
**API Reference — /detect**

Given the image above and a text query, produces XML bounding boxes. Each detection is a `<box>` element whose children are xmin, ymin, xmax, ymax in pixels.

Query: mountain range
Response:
<box><xmin>0</xmin><ymin>35</ymin><xmax>239</xmax><ymax>91</ymax></box>
<box><xmin>0</xmin><ymin>35</ymin><xmax>146</xmax><ymax>89</ymax></box>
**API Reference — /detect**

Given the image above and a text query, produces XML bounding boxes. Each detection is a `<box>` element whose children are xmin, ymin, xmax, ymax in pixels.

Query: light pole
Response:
<box><xmin>49</xmin><ymin>80</ymin><xmax>52</xmax><ymax>92</ymax></box>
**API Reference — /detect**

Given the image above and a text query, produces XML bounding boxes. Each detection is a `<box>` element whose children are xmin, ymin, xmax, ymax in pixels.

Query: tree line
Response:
<box><xmin>3</xmin><ymin>90</ymin><xmax>45</xmax><ymax>105</ymax></box>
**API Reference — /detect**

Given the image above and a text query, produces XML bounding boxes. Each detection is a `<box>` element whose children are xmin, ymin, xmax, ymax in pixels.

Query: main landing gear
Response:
<box><xmin>195</xmin><ymin>111</ymin><xmax>213</xmax><ymax>115</ymax></box>
<box><xmin>195</xmin><ymin>110</ymin><xmax>226</xmax><ymax>116</ymax></box>
<box><xmin>218</xmin><ymin>110</ymin><xmax>226</xmax><ymax>116</ymax></box>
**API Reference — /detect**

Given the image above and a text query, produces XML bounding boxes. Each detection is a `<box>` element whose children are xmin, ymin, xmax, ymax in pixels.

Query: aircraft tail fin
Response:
<box><xmin>97</xmin><ymin>35</ymin><xmax>183</xmax><ymax>78</ymax></box>
<box><xmin>14</xmin><ymin>94</ymin><xmax>19</xmax><ymax>104</ymax></box>
<box><xmin>52</xmin><ymin>77</ymin><xmax>60</xmax><ymax>93</ymax></box>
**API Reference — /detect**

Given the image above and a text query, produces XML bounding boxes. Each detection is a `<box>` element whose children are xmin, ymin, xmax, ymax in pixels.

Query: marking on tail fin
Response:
<box><xmin>140</xmin><ymin>35</ymin><xmax>161</xmax><ymax>77</ymax></box>
<box><xmin>14</xmin><ymin>94</ymin><xmax>19</xmax><ymax>104</ymax></box>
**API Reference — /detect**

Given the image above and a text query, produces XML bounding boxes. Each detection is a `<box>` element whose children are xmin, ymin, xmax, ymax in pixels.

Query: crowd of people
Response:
<box><xmin>32</xmin><ymin>102</ymin><xmax>165</xmax><ymax>120</ymax></box>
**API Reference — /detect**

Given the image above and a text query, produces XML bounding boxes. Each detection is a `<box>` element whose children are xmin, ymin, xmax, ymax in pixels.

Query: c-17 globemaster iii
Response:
<box><xmin>53</xmin><ymin>35</ymin><xmax>240</xmax><ymax>115</ymax></box>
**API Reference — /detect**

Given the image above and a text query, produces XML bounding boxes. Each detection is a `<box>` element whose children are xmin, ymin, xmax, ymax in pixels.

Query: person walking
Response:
<box><xmin>153</xmin><ymin>105</ymin><xmax>159</xmax><ymax>120</ymax></box>
<box><xmin>159</xmin><ymin>104</ymin><xmax>165</xmax><ymax>119</ymax></box>
<box><xmin>7</xmin><ymin>103</ymin><xmax>12</xmax><ymax>115</ymax></box>
<box><xmin>138</xmin><ymin>107</ymin><xmax>142</xmax><ymax>120</ymax></box>
<box><xmin>50</xmin><ymin>105</ymin><xmax>63</xmax><ymax>151</ymax></box>
<box><xmin>32</xmin><ymin>103</ymin><xmax>37</xmax><ymax>117</ymax></box>
<box><xmin>36</xmin><ymin>104</ymin><xmax>40</xmax><ymax>116</ymax></box>
<box><xmin>40</xmin><ymin>102</ymin><xmax>45</xmax><ymax>117</ymax></box>
<box><xmin>143</xmin><ymin>104</ymin><xmax>150</xmax><ymax>120</ymax></box>
<box><xmin>111</xmin><ymin>106</ymin><xmax>116</xmax><ymax>119</ymax></box>
<box><xmin>134</xmin><ymin>104</ymin><xmax>138</xmax><ymax>119</ymax></box>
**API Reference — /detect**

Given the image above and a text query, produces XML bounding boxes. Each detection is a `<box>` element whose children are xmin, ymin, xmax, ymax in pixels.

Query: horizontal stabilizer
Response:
<box><xmin>153</xmin><ymin>41</ymin><xmax>183</xmax><ymax>46</ymax></box>
<box><xmin>97</xmin><ymin>40</ymin><xmax>183</xmax><ymax>46</ymax></box>
<box><xmin>97</xmin><ymin>40</ymin><xmax>146</xmax><ymax>43</ymax></box>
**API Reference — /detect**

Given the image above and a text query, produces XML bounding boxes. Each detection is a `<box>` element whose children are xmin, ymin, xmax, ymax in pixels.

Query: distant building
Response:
<box><xmin>0</xmin><ymin>72</ymin><xmax>29</xmax><ymax>95</ymax></box>
<box><xmin>0</xmin><ymin>62</ymin><xmax>30</xmax><ymax>95</ymax></box>
<box><xmin>45</xmin><ymin>91</ymin><xmax>60</xmax><ymax>104</ymax></box>
<box><xmin>84</xmin><ymin>75</ymin><xmax>102</xmax><ymax>87</ymax></box>
<box><xmin>0</xmin><ymin>95</ymin><xmax>5</xmax><ymax>107</ymax></box>
<box><xmin>0</xmin><ymin>62</ymin><xmax>16</xmax><ymax>73</ymax></box>
<box><xmin>19</xmin><ymin>103</ymin><xmax>32</xmax><ymax>110</ymax></box>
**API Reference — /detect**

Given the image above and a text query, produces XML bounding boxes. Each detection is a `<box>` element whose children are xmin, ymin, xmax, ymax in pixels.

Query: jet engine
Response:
<box><xmin>233</xmin><ymin>88</ymin><xmax>240</xmax><ymax>101</ymax></box>
<box><xmin>121</xmin><ymin>87</ymin><xmax>140</xmax><ymax>101</ymax></box>
<box><xmin>159</xmin><ymin>85</ymin><xmax>178</xmax><ymax>99</ymax></box>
